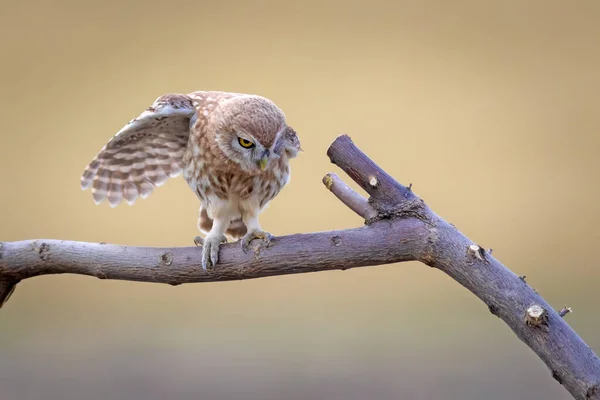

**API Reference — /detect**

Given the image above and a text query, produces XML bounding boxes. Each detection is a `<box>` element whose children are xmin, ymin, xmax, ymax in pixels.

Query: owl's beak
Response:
<box><xmin>257</xmin><ymin>150</ymin><xmax>270</xmax><ymax>170</ymax></box>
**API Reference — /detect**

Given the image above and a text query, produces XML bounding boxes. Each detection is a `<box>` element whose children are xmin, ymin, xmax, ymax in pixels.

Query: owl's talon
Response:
<box><xmin>199</xmin><ymin>234</ymin><xmax>227</xmax><ymax>270</ymax></box>
<box><xmin>241</xmin><ymin>229</ymin><xmax>273</xmax><ymax>254</ymax></box>
<box><xmin>193</xmin><ymin>236</ymin><xmax>203</xmax><ymax>247</ymax></box>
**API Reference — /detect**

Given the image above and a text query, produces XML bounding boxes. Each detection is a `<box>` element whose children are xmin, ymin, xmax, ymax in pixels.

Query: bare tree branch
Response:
<box><xmin>559</xmin><ymin>306</ymin><xmax>574</xmax><ymax>318</ymax></box>
<box><xmin>322</xmin><ymin>172</ymin><xmax>377</xmax><ymax>220</ymax></box>
<box><xmin>0</xmin><ymin>134</ymin><xmax>598</xmax><ymax>400</ymax></box>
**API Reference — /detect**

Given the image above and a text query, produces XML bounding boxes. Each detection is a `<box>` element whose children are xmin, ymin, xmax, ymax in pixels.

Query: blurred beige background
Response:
<box><xmin>1</xmin><ymin>0</ymin><xmax>599</xmax><ymax>399</ymax></box>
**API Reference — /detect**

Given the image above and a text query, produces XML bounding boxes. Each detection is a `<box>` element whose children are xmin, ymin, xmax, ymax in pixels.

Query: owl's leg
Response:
<box><xmin>194</xmin><ymin>217</ymin><xmax>228</xmax><ymax>270</ymax></box>
<box><xmin>240</xmin><ymin>214</ymin><xmax>273</xmax><ymax>253</ymax></box>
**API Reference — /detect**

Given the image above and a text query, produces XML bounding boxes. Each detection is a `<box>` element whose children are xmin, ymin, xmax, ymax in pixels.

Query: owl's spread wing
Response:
<box><xmin>81</xmin><ymin>94</ymin><xmax>196</xmax><ymax>207</ymax></box>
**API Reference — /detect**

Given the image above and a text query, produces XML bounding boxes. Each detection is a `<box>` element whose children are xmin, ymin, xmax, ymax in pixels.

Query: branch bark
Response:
<box><xmin>1</xmin><ymin>135</ymin><xmax>598</xmax><ymax>399</ymax></box>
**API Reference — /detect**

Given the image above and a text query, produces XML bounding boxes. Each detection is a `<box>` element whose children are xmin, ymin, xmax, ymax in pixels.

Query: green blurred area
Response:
<box><xmin>1</xmin><ymin>1</ymin><xmax>599</xmax><ymax>399</ymax></box>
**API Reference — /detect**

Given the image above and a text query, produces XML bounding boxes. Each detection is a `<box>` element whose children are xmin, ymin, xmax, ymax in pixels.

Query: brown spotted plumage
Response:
<box><xmin>197</xmin><ymin>126</ymin><xmax>302</xmax><ymax>239</ymax></box>
<box><xmin>81</xmin><ymin>91</ymin><xmax>301</xmax><ymax>269</ymax></box>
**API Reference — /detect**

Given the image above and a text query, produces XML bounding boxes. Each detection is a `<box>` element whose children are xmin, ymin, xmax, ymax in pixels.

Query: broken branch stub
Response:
<box><xmin>322</xmin><ymin>172</ymin><xmax>377</xmax><ymax>220</ymax></box>
<box><xmin>526</xmin><ymin>304</ymin><xmax>549</xmax><ymax>327</ymax></box>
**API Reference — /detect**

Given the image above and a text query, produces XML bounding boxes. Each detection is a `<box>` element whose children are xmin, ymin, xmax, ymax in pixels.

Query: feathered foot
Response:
<box><xmin>240</xmin><ymin>229</ymin><xmax>273</xmax><ymax>254</ymax></box>
<box><xmin>194</xmin><ymin>234</ymin><xmax>228</xmax><ymax>270</ymax></box>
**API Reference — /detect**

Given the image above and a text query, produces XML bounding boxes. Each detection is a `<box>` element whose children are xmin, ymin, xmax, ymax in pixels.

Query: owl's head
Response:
<box><xmin>211</xmin><ymin>95</ymin><xmax>287</xmax><ymax>173</ymax></box>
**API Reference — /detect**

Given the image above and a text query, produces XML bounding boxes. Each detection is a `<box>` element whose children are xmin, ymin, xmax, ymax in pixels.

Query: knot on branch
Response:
<box><xmin>587</xmin><ymin>384</ymin><xmax>599</xmax><ymax>399</ymax></box>
<box><xmin>525</xmin><ymin>305</ymin><xmax>549</xmax><ymax>329</ymax></box>
<box><xmin>36</xmin><ymin>242</ymin><xmax>51</xmax><ymax>261</ymax></box>
<box><xmin>466</xmin><ymin>244</ymin><xmax>490</xmax><ymax>264</ymax></box>
<box><xmin>160</xmin><ymin>252</ymin><xmax>173</xmax><ymax>266</ymax></box>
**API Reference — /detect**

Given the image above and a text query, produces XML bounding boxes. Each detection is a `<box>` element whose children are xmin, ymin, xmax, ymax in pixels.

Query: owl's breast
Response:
<box><xmin>256</xmin><ymin>160</ymin><xmax>290</xmax><ymax>209</ymax></box>
<box><xmin>183</xmin><ymin>138</ymin><xmax>292</xmax><ymax>219</ymax></box>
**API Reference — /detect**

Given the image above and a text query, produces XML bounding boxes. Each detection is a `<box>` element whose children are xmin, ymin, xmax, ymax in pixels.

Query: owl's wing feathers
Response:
<box><xmin>81</xmin><ymin>94</ymin><xmax>196</xmax><ymax>207</ymax></box>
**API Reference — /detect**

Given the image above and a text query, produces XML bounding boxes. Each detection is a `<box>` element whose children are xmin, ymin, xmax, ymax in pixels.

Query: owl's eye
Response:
<box><xmin>238</xmin><ymin>137</ymin><xmax>255</xmax><ymax>148</ymax></box>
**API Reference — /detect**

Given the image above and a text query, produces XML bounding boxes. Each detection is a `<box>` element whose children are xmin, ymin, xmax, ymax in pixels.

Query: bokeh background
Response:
<box><xmin>1</xmin><ymin>1</ymin><xmax>599</xmax><ymax>399</ymax></box>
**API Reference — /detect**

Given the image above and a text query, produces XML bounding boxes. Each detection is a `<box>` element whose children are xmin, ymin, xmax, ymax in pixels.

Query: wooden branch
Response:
<box><xmin>322</xmin><ymin>172</ymin><xmax>377</xmax><ymax>220</ymax></box>
<box><xmin>0</xmin><ymin>134</ymin><xmax>598</xmax><ymax>400</ymax></box>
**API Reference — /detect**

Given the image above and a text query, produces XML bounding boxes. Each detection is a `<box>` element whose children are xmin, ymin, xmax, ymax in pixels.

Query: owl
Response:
<box><xmin>80</xmin><ymin>91</ymin><xmax>302</xmax><ymax>270</ymax></box>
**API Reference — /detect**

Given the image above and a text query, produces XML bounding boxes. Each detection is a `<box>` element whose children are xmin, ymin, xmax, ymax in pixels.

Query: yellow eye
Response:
<box><xmin>238</xmin><ymin>137</ymin><xmax>254</xmax><ymax>148</ymax></box>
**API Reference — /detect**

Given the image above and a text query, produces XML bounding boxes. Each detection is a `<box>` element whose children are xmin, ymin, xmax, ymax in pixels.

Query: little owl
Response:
<box><xmin>80</xmin><ymin>91</ymin><xmax>302</xmax><ymax>269</ymax></box>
